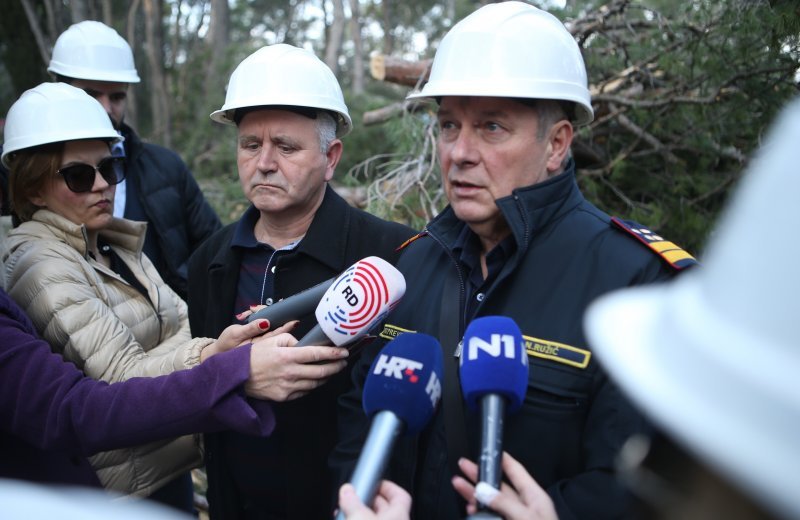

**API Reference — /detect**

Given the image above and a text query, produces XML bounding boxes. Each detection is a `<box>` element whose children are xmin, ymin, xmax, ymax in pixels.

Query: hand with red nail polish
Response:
<box><xmin>235</xmin><ymin>304</ymin><xmax>268</xmax><ymax>322</ymax></box>
<box><xmin>200</xmin><ymin>318</ymin><xmax>292</xmax><ymax>362</ymax></box>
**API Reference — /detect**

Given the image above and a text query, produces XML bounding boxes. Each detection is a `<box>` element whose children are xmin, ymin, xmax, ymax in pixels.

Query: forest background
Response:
<box><xmin>1</xmin><ymin>0</ymin><xmax>798</xmax><ymax>253</ymax></box>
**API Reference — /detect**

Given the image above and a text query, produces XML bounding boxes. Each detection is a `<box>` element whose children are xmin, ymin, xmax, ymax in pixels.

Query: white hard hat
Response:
<box><xmin>584</xmin><ymin>98</ymin><xmax>800</xmax><ymax>519</ymax></box>
<box><xmin>210</xmin><ymin>43</ymin><xmax>352</xmax><ymax>137</ymax></box>
<box><xmin>408</xmin><ymin>1</ymin><xmax>593</xmax><ymax>126</ymax></box>
<box><xmin>1</xmin><ymin>478</ymin><xmax>187</xmax><ymax>520</ymax></box>
<box><xmin>48</xmin><ymin>20</ymin><xmax>140</xmax><ymax>83</ymax></box>
<box><xmin>2</xmin><ymin>82</ymin><xmax>122</xmax><ymax>167</ymax></box>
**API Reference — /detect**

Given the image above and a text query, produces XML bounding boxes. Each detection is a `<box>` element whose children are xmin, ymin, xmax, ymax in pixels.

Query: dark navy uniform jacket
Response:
<box><xmin>331</xmin><ymin>161</ymin><xmax>694</xmax><ymax>520</ymax></box>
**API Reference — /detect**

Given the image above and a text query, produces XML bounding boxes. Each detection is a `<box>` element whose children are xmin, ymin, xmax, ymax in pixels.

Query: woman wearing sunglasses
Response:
<box><xmin>0</xmin><ymin>82</ymin><xmax>305</xmax><ymax>509</ymax></box>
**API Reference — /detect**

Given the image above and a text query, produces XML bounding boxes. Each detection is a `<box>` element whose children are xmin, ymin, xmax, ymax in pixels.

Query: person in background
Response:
<box><xmin>46</xmin><ymin>20</ymin><xmax>220</xmax><ymax>299</ymax></box>
<box><xmin>584</xmin><ymin>97</ymin><xmax>800</xmax><ymax>520</ymax></box>
<box><xmin>188</xmin><ymin>43</ymin><xmax>415</xmax><ymax>519</ymax></box>
<box><xmin>331</xmin><ymin>3</ymin><xmax>695</xmax><ymax>519</ymax></box>
<box><xmin>0</xmin><ymin>82</ymin><xmax>348</xmax><ymax>512</ymax></box>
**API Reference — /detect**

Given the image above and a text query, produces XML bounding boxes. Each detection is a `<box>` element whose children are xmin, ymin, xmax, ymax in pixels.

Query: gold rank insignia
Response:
<box><xmin>524</xmin><ymin>336</ymin><xmax>592</xmax><ymax>369</ymax></box>
<box><xmin>611</xmin><ymin>217</ymin><xmax>698</xmax><ymax>270</ymax></box>
<box><xmin>396</xmin><ymin>231</ymin><xmax>428</xmax><ymax>252</ymax></box>
<box><xmin>379</xmin><ymin>323</ymin><xmax>415</xmax><ymax>341</ymax></box>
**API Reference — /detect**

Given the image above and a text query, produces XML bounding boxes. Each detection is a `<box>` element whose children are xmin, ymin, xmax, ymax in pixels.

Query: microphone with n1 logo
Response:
<box><xmin>460</xmin><ymin>316</ymin><xmax>528</xmax><ymax>518</ymax></box>
<box><xmin>336</xmin><ymin>333</ymin><xmax>443</xmax><ymax>520</ymax></box>
<box><xmin>295</xmin><ymin>256</ymin><xmax>405</xmax><ymax>348</ymax></box>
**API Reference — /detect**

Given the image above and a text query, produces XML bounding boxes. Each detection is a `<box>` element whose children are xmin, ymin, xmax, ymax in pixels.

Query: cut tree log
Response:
<box><xmin>370</xmin><ymin>54</ymin><xmax>433</xmax><ymax>87</ymax></box>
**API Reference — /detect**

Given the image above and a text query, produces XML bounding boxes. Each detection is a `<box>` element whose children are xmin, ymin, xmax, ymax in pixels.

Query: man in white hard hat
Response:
<box><xmin>332</xmin><ymin>3</ymin><xmax>695</xmax><ymax>519</ymax></box>
<box><xmin>187</xmin><ymin>44</ymin><xmax>415</xmax><ymax>519</ymax></box>
<box><xmin>584</xmin><ymin>97</ymin><xmax>800</xmax><ymax>520</ymax></box>
<box><xmin>46</xmin><ymin>20</ymin><xmax>221</xmax><ymax>300</ymax></box>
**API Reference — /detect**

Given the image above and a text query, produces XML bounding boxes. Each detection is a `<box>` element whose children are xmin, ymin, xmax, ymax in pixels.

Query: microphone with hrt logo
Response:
<box><xmin>460</xmin><ymin>316</ymin><xmax>528</xmax><ymax>518</ymax></box>
<box><xmin>295</xmin><ymin>256</ymin><xmax>405</xmax><ymax>348</ymax></box>
<box><xmin>335</xmin><ymin>333</ymin><xmax>443</xmax><ymax>520</ymax></box>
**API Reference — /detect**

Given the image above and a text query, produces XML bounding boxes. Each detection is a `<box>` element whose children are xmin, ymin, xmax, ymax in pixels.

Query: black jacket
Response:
<box><xmin>121</xmin><ymin>123</ymin><xmax>221</xmax><ymax>299</ymax></box>
<box><xmin>331</xmin><ymin>165</ymin><xmax>694</xmax><ymax>520</ymax></box>
<box><xmin>187</xmin><ymin>186</ymin><xmax>415</xmax><ymax>519</ymax></box>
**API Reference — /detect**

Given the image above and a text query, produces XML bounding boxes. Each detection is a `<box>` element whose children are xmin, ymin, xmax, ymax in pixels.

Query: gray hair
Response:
<box><xmin>534</xmin><ymin>100</ymin><xmax>570</xmax><ymax>141</ymax></box>
<box><xmin>315</xmin><ymin>111</ymin><xmax>338</xmax><ymax>153</ymax></box>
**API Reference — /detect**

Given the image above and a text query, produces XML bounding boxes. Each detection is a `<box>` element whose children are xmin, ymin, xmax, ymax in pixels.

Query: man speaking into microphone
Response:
<box><xmin>187</xmin><ymin>44</ymin><xmax>414</xmax><ymax>520</ymax></box>
<box><xmin>331</xmin><ymin>3</ymin><xmax>695</xmax><ymax>520</ymax></box>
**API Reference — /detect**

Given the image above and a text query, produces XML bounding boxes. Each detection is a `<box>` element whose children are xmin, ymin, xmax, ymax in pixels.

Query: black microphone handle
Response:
<box><xmin>465</xmin><ymin>394</ymin><xmax>505</xmax><ymax>520</ymax></box>
<box><xmin>479</xmin><ymin>393</ymin><xmax>505</xmax><ymax>489</ymax></box>
<box><xmin>295</xmin><ymin>323</ymin><xmax>333</xmax><ymax>347</ymax></box>
<box><xmin>246</xmin><ymin>277</ymin><xmax>335</xmax><ymax>324</ymax></box>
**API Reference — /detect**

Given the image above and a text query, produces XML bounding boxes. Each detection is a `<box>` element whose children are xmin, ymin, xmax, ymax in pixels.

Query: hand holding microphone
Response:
<box><xmin>459</xmin><ymin>316</ymin><xmax>529</xmax><ymax>519</ymax></box>
<box><xmin>336</xmin><ymin>332</ymin><xmax>443</xmax><ymax>520</ymax></box>
<box><xmin>452</xmin><ymin>452</ymin><xmax>557</xmax><ymax>520</ymax></box>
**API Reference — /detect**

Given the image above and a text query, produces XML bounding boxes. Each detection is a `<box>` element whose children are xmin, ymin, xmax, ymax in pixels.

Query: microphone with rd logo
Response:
<box><xmin>336</xmin><ymin>332</ymin><xmax>443</xmax><ymax>519</ymax></box>
<box><xmin>295</xmin><ymin>256</ymin><xmax>405</xmax><ymax>348</ymax></box>
<box><xmin>460</xmin><ymin>316</ymin><xmax>529</xmax><ymax>518</ymax></box>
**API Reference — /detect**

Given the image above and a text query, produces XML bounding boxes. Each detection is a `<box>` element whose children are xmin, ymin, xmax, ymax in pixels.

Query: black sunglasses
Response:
<box><xmin>57</xmin><ymin>156</ymin><xmax>126</xmax><ymax>193</ymax></box>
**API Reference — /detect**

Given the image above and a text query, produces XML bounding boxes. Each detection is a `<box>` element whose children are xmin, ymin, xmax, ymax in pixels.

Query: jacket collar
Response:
<box><xmin>14</xmin><ymin>209</ymin><xmax>148</xmax><ymax>259</ymax></box>
<box><xmin>293</xmin><ymin>185</ymin><xmax>351</xmax><ymax>272</ymax></box>
<box><xmin>426</xmin><ymin>159</ymin><xmax>584</xmax><ymax>254</ymax></box>
<box><xmin>119</xmin><ymin>122</ymin><xmax>142</xmax><ymax>158</ymax></box>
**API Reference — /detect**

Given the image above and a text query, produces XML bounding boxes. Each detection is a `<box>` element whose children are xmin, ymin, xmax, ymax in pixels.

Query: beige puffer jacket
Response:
<box><xmin>2</xmin><ymin>209</ymin><xmax>213</xmax><ymax>497</ymax></box>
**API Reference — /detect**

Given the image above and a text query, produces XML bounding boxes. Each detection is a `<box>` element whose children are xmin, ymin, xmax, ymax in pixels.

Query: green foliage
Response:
<box><xmin>3</xmin><ymin>0</ymin><xmax>796</xmax><ymax>244</ymax></box>
<box><xmin>568</xmin><ymin>0</ymin><xmax>798</xmax><ymax>253</ymax></box>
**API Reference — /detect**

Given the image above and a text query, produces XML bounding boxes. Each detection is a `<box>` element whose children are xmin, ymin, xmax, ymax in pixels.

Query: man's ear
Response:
<box><xmin>324</xmin><ymin>139</ymin><xmax>343</xmax><ymax>182</ymax></box>
<box><xmin>545</xmin><ymin>120</ymin><xmax>574</xmax><ymax>173</ymax></box>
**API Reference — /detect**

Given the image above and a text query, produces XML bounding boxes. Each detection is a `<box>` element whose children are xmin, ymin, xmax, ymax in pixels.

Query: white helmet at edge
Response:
<box><xmin>48</xmin><ymin>20</ymin><xmax>140</xmax><ymax>83</ymax></box>
<box><xmin>210</xmin><ymin>43</ymin><xmax>352</xmax><ymax>138</ymax></box>
<box><xmin>1</xmin><ymin>82</ymin><xmax>122</xmax><ymax>168</ymax></box>
<box><xmin>584</xmin><ymin>97</ymin><xmax>800</xmax><ymax>519</ymax></box>
<box><xmin>407</xmin><ymin>1</ymin><xmax>593</xmax><ymax>126</ymax></box>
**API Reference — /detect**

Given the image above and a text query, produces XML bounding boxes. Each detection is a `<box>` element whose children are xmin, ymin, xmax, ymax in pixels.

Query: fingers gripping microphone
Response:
<box><xmin>336</xmin><ymin>333</ymin><xmax>443</xmax><ymax>520</ymax></box>
<box><xmin>460</xmin><ymin>316</ymin><xmax>528</xmax><ymax>516</ymax></box>
<box><xmin>245</xmin><ymin>277</ymin><xmax>335</xmax><ymax>324</ymax></box>
<box><xmin>296</xmin><ymin>256</ymin><xmax>405</xmax><ymax>347</ymax></box>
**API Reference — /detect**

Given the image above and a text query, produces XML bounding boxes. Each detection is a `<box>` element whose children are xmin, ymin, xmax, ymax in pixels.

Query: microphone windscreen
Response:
<box><xmin>363</xmin><ymin>332</ymin><xmax>443</xmax><ymax>435</ymax></box>
<box><xmin>460</xmin><ymin>316</ymin><xmax>529</xmax><ymax>413</ymax></box>
<box><xmin>315</xmin><ymin>256</ymin><xmax>406</xmax><ymax>346</ymax></box>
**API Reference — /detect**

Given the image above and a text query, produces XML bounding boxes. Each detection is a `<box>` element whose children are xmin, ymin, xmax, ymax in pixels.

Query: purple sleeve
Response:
<box><xmin>1</xmin><ymin>292</ymin><xmax>275</xmax><ymax>456</ymax></box>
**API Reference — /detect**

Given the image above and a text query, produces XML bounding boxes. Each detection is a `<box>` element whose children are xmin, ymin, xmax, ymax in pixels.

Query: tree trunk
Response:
<box><xmin>142</xmin><ymin>0</ymin><xmax>171</xmax><ymax>146</ymax></box>
<box><xmin>208</xmin><ymin>0</ymin><xmax>229</xmax><ymax>66</ymax></box>
<box><xmin>203</xmin><ymin>0</ymin><xmax>230</xmax><ymax>126</ymax></box>
<box><xmin>381</xmin><ymin>0</ymin><xmax>394</xmax><ymax>55</ymax></box>
<box><xmin>324</xmin><ymin>0</ymin><xmax>345</xmax><ymax>76</ymax></box>
<box><xmin>69</xmin><ymin>0</ymin><xmax>88</xmax><ymax>22</ymax></box>
<box><xmin>100</xmin><ymin>0</ymin><xmax>113</xmax><ymax>26</ymax></box>
<box><xmin>125</xmin><ymin>0</ymin><xmax>142</xmax><ymax>131</ymax></box>
<box><xmin>348</xmin><ymin>0</ymin><xmax>364</xmax><ymax>94</ymax></box>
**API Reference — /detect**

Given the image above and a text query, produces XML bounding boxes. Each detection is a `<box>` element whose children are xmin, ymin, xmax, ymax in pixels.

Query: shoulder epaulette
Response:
<box><xmin>396</xmin><ymin>231</ymin><xmax>428</xmax><ymax>252</ymax></box>
<box><xmin>611</xmin><ymin>217</ymin><xmax>698</xmax><ymax>270</ymax></box>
